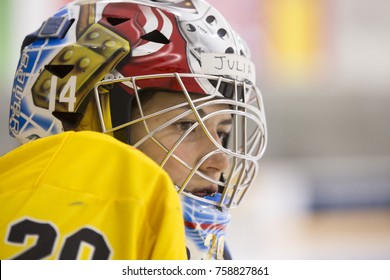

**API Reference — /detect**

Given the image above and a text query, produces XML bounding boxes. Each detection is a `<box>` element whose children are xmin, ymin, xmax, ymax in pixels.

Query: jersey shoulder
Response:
<box><xmin>1</xmin><ymin>131</ymin><xmax>172</xmax><ymax>199</ymax></box>
<box><xmin>0</xmin><ymin>131</ymin><xmax>186</xmax><ymax>260</ymax></box>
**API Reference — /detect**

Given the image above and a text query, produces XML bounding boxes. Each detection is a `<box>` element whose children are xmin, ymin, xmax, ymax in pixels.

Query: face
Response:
<box><xmin>130</xmin><ymin>91</ymin><xmax>232</xmax><ymax>197</ymax></box>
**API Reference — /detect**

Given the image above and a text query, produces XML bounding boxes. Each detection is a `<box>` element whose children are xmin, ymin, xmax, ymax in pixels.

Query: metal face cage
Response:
<box><xmin>94</xmin><ymin>73</ymin><xmax>267</xmax><ymax>208</ymax></box>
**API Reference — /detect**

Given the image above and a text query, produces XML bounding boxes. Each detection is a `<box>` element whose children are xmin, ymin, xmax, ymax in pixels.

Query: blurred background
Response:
<box><xmin>1</xmin><ymin>0</ymin><xmax>389</xmax><ymax>259</ymax></box>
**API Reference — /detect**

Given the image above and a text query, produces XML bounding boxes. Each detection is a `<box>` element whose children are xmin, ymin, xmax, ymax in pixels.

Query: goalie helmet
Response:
<box><xmin>9</xmin><ymin>0</ymin><xmax>267</xmax><ymax>210</ymax></box>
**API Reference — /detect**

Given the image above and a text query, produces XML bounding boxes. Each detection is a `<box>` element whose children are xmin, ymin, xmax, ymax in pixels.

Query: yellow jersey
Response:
<box><xmin>0</xmin><ymin>131</ymin><xmax>187</xmax><ymax>260</ymax></box>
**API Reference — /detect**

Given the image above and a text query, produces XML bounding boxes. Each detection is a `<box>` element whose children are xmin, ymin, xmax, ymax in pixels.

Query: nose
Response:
<box><xmin>198</xmin><ymin>134</ymin><xmax>230</xmax><ymax>174</ymax></box>
<box><xmin>202</xmin><ymin>151</ymin><xmax>229</xmax><ymax>174</ymax></box>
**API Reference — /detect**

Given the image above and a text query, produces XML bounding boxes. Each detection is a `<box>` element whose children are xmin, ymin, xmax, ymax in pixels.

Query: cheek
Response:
<box><xmin>136</xmin><ymin>137</ymin><xmax>195</xmax><ymax>166</ymax></box>
<box><xmin>162</xmin><ymin>150</ymin><xmax>193</xmax><ymax>187</ymax></box>
<box><xmin>136</xmin><ymin>140</ymin><xmax>164</xmax><ymax>164</ymax></box>
<box><xmin>171</xmin><ymin>142</ymin><xmax>198</xmax><ymax>165</ymax></box>
<box><xmin>163</xmin><ymin>144</ymin><xmax>199</xmax><ymax>180</ymax></box>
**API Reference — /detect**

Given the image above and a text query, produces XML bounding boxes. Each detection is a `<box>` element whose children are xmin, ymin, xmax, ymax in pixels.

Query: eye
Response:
<box><xmin>176</xmin><ymin>120</ymin><xmax>196</xmax><ymax>132</ymax></box>
<box><xmin>217</xmin><ymin>131</ymin><xmax>230</xmax><ymax>142</ymax></box>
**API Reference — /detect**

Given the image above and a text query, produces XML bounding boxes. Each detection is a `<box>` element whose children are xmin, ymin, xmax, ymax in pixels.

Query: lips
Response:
<box><xmin>191</xmin><ymin>184</ymin><xmax>218</xmax><ymax>197</ymax></box>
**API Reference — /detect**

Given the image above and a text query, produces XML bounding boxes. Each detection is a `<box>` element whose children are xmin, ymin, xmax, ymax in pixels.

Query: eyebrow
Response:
<box><xmin>189</xmin><ymin>107</ymin><xmax>233</xmax><ymax>126</ymax></box>
<box><xmin>219</xmin><ymin>118</ymin><xmax>233</xmax><ymax>126</ymax></box>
